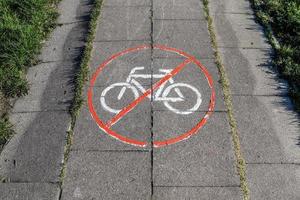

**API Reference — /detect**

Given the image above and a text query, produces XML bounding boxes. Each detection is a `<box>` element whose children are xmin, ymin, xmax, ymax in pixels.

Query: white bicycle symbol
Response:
<box><xmin>100</xmin><ymin>66</ymin><xmax>202</xmax><ymax>115</ymax></box>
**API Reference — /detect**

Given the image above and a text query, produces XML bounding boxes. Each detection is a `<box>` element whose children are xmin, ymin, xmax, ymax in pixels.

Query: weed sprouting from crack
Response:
<box><xmin>202</xmin><ymin>0</ymin><xmax>250</xmax><ymax>199</ymax></box>
<box><xmin>59</xmin><ymin>0</ymin><xmax>103</xmax><ymax>188</ymax></box>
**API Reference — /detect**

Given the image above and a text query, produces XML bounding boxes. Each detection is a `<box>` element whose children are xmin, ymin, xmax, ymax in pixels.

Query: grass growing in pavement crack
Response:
<box><xmin>59</xmin><ymin>0</ymin><xmax>103</xmax><ymax>186</ymax></box>
<box><xmin>202</xmin><ymin>0</ymin><xmax>250</xmax><ymax>199</ymax></box>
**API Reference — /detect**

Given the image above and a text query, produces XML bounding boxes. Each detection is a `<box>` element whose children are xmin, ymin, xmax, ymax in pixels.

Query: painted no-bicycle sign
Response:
<box><xmin>88</xmin><ymin>44</ymin><xmax>215</xmax><ymax>148</ymax></box>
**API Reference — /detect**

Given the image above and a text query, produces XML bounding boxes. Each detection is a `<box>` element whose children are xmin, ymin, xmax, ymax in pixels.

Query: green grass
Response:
<box><xmin>249</xmin><ymin>0</ymin><xmax>300</xmax><ymax>111</ymax></box>
<box><xmin>59</xmin><ymin>0</ymin><xmax>103</xmax><ymax>185</ymax></box>
<box><xmin>0</xmin><ymin>0</ymin><xmax>59</xmax><ymax>97</ymax></box>
<box><xmin>202</xmin><ymin>0</ymin><xmax>250</xmax><ymax>199</ymax></box>
<box><xmin>0</xmin><ymin>116</ymin><xmax>13</xmax><ymax>150</ymax></box>
<box><xmin>0</xmin><ymin>0</ymin><xmax>60</xmax><ymax>150</ymax></box>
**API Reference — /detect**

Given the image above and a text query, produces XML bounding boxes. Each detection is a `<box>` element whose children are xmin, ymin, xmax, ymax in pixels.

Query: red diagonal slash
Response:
<box><xmin>105</xmin><ymin>58</ymin><xmax>192</xmax><ymax>127</ymax></box>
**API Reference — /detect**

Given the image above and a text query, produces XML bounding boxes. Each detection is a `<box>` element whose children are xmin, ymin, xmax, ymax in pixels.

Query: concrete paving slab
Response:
<box><xmin>151</xmin><ymin>58</ymin><xmax>226</xmax><ymax>112</ymax></box>
<box><xmin>153</xmin><ymin>186</ymin><xmax>242</xmax><ymax>200</ymax></box>
<box><xmin>72</xmin><ymin>106</ymin><xmax>150</xmax><ymax>151</ymax></box>
<box><xmin>61</xmin><ymin>151</ymin><xmax>151</xmax><ymax>200</ymax></box>
<box><xmin>39</xmin><ymin>22</ymin><xmax>88</xmax><ymax>62</ymax></box>
<box><xmin>95</xmin><ymin>6</ymin><xmax>151</xmax><ymax>41</ymax></box>
<box><xmin>218</xmin><ymin>47</ymin><xmax>288</xmax><ymax>96</ymax></box>
<box><xmin>232</xmin><ymin>95</ymin><xmax>300</xmax><ymax>164</ymax></box>
<box><xmin>212</xmin><ymin>13</ymin><xmax>269</xmax><ymax>48</ymax></box>
<box><xmin>12</xmin><ymin>61</ymin><xmax>76</xmax><ymax>112</ymax></box>
<box><xmin>209</xmin><ymin>0</ymin><xmax>253</xmax><ymax>15</ymax></box>
<box><xmin>153</xmin><ymin>20</ymin><xmax>214</xmax><ymax>59</ymax></box>
<box><xmin>12</xmin><ymin>82</ymin><xmax>72</xmax><ymax>113</ymax></box>
<box><xmin>90</xmin><ymin>44</ymin><xmax>152</xmax><ymax>86</ymax></box>
<box><xmin>72</xmin><ymin>86</ymin><xmax>151</xmax><ymax>150</ymax></box>
<box><xmin>58</xmin><ymin>0</ymin><xmax>93</xmax><ymax>24</ymax></box>
<box><xmin>89</xmin><ymin>85</ymin><xmax>151</xmax><ymax>141</ymax></box>
<box><xmin>152</xmin><ymin>58</ymin><xmax>220</xmax><ymax>84</ymax></box>
<box><xmin>0</xmin><ymin>111</ymin><xmax>70</xmax><ymax>182</ymax></box>
<box><xmin>0</xmin><ymin>113</ymin><xmax>38</xmax><ymax>180</ymax></box>
<box><xmin>26</xmin><ymin>61</ymin><xmax>75</xmax><ymax>86</ymax></box>
<box><xmin>246</xmin><ymin>164</ymin><xmax>300</xmax><ymax>200</ymax></box>
<box><xmin>104</xmin><ymin>0</ymin><xmax>151</xmax><ymax>7</ymax></box>
<box><xmin>90</xmin><ymin>41</ymin><xmax>151</xmax><ymax>70</ymax></box>
<box><xmin>153</xmin><ymin>111</ymin><xmax>239</xmax><ymax>186</ymax></box>
<box><xmin>153</xmin><ymin>0</ymin><xmax>205</xmax><ymax>20</ymax></box>
<box><xmin>0</xmin><ymin>183</ymin><xmax>60</xmax><ymax>200</ymax></box>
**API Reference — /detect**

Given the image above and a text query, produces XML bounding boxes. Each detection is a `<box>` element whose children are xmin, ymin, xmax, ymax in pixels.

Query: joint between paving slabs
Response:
<box><xmin>70</xmin><ymin>149</ymin><xmax>151</xmax><ymax>153</ymax></box>
<box><xmin>0</xmin><ymin>180</ymin><xmax>61</xmax><ymax>185</ymax></box>
<box><xmin>150</xmin><ymin>0</ymin><xmax>155</xmax><ymax>198</ymax></box>
<box><xmin>11</xmin><ymin>109</ymin><xmax>69</xmax><ymax>114</ymax></box>
<box><xmin>36</xmin><ymin>58</ymin><xmax>76</xmax><ymax>65</ymax></box>
<box><xmin>217</xmin><ymin>46</ymin><xmax>271</xmax><ymax>50</ymax></box>
<box><xmin>153</xmin><ymin>18</ymin><xmax>207</xmax><ymax>21</ymax></box>
<box><xmin>154</xmin><ymin>185</ymin><xmax>241</xmax><ymax>188</ymax></box>
<box><xmin>211</xmin><ymin>12</ymin><xmax>253</xmax><ymax>16</ymax></box>
<box><xmin>93</xmin><ymin>39</ymin><xmax>151</xmax><ymax>43</ymax></box>
<box><xmin>102</xmin><ymin>5</ymin><xmax>151</xmax><ymax>8</ymax></box>
<box><xmin>246</xmin><ymin>162</ymin><xmax>300</xmax><ymax>165</ymax></box>
<box><xmin>36</xmin><ymin>60</ymin><xmax>62</xmax><ymax>65</ymax></box>
<box><xmin>153</xmin><ymin>56</ymin><xmax>213</xmax><ymax>59</ymax></box>
<box><xmin>231</xmin><ymin>94</ymin><xmax>288</xmax><ymax>97</ymax></box>
<box><xmin>56</xmin><ymin>20</ymin><xmax>91</xmax><ymax>26</ymax></box>
<box><xmin>153</xmin><ymin>109</ymin><xmax>228</xmax><ymax>113</ymax></box>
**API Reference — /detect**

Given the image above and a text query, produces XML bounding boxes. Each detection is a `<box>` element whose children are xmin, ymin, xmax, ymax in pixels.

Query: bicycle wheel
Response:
<box><xmin>162</xmin><ymin>83</ymin><xmax>202</xmax><ymax>115</ymax></box>
<box><xmin>100</xmin><ymin>83</ymin><xmax>139</xmax><ymax>114</ymax></box>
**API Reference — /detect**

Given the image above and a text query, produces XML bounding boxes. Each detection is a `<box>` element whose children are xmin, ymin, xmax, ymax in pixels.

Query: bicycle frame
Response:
<box><xmin>117</xmin><ymin>66</ymin><xmax>184</xmax><ymax>102</ymax></box>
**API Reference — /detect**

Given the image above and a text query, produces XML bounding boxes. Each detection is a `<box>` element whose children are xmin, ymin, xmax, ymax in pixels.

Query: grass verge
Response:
<box><xmin>59</xmin><ymin>0</ymin><xmax>103</xmax><ymax>186</ymax></box>
<box><xmin>249</xmin><ymin>0</ymin><xmax>300</xmax><ymax>111</ymax></box>
<box><xmin>202</xmin><ymin>0</ymin><xmax>250</xmax><ymax>199</ymax></box>
<box><xmin>0</xmin><ymin>0</ymin><xmax>60</xmax><ymax>151</ymax></box>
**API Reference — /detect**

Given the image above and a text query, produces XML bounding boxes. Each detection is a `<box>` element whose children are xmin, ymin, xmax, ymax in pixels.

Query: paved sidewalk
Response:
<box><xmin>61</xmin><ymin>0</ymin><xmax>240</xmax><ymax>199</ymax></box>
<box><xmin>0</xmin><ymin>0</ymin><xmax>299</xmax><ymax>199</ymax></box>
<box><xmin>61</xmin><ymin>0</ymin><xmax>300</xmax><ymax>199</ymax></box>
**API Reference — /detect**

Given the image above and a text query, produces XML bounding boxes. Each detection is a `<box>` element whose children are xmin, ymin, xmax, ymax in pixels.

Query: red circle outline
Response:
<box><xmin>88</xmin><ymin>44</ymin><xmax>215</xmax><ymax>148</ymax></box>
